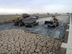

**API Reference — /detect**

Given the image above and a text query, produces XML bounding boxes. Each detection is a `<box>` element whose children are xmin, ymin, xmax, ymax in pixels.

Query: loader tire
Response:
<box><xmin>57</xmin><ymin>22</ymin><xmax>59</xmax><ymax>26</ymax></box>
<box><xmin>31</xmin><ymin>24</ymin><xmax>34</xmax><ymax>27</ymax></box>
<box><xmin>36</xmin><ymin>23</ymin><xmax>39</xmax><ymax>25</ymax></box>
<box><xmin>57</xmin><ymin>24</ymin><xmax>59</xmax><ymax>26</ymax></box>
<box><xmin>25</xmin><ymin>25</ymin><xmax>27</xmax><ymax>27</ymax></box>
<box><xmin>53</xmin><ymin>24</ymin><xmax>56</xmax><ymax>28</ymax></box>
<box><xmin>18</xmin><ymin>22</ymin><xmax>22</xmax><ymax>26</ymax></box>
<box><xmin>13</xmin><ymin>21</ymin><xmax>16</xmax><ymax>26</ymax></box>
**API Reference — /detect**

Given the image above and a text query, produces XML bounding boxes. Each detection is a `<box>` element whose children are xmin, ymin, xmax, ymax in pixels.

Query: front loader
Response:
<box><xmin>44</xmin><ymin>16</ymin><xmax>59</xmax><ymax>27</ymax></box>
<box><xmin>12</xmin><ymin>14</ymin><xmax>39</xmax><ymax>27</ymax></box>
<box><xmin>12</xmin><ymin>14</ymin><xmax>30</xmax><ymax>26</ymax></box>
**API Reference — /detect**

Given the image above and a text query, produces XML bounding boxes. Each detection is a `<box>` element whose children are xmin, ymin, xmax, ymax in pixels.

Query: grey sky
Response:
<box><xmin>0</xmin><ymin>0</ymin><xmax>72</xmax><ymax>14</ymax></box>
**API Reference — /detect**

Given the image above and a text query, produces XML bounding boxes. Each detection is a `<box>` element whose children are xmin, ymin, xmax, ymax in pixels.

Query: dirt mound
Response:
<box><xmin>0</xmin><ymin>29</ymin><xmax>62</xmax><ymax>54</ymax></box>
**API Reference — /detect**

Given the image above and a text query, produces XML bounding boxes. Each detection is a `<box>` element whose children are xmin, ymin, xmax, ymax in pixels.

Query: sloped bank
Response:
<box><xmin>0</xmin><ymin>29</ymin><xmax>62</xmax><ymax>54</ymax></box>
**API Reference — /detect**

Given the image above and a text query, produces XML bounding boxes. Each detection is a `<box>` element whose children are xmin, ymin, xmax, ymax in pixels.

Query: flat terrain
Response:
<box><xmin>0</xmin><ymin>16</ymin><xmax>69</xmax><ymax>39</ymax></box>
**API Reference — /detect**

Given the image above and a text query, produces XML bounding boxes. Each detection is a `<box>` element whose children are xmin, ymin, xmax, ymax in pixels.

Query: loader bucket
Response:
<box><xmin>44</xmin><ymin>21</ymin><xmax>53</xmax><ymax>25</ymax></box>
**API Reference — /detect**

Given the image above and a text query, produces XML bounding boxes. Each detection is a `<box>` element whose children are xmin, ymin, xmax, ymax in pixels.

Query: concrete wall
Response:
<box><xmin>0</xmin><ymin>15</ymin><xmax>22</xmax><ymax>24</ymax></box>
<box><xmin>0</xmin><ymin>14</ymin><xmax>60</xmax><ymax>24</ymax></box>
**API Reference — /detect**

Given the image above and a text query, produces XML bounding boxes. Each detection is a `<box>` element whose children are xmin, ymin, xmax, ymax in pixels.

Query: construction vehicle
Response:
<box><xmin>44</xmin><ymin>16</ymin><xmax>59</xmax><ymax>27</ymax></box>
<box><xmin>22</xmin><ymin>18</ymin><xmax>39</xmax><ymax>27</ymax></box>
<box><xmin>12</xmin><ymin>14</ymin><xmax>30</xmax><ymax>25</ymax></box>
<box><xmin>12</xmin><ymin>14</ymin><xmax>39</xmax><ymax>27</ymax></box>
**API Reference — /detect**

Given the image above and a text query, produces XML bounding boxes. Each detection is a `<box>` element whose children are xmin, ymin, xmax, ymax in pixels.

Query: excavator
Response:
<box><xmin>44</xmin><ymin>16</ymin><xmax>59</xmax><ymax>27</ymax></box>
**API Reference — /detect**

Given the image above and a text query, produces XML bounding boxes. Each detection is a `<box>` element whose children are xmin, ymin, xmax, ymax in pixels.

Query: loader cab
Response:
<box><xmin>12</xmin><ymin>16</ymin><xmax>22</xmax><ymax>21</ymax></box>
<box><xmin>16</xmin><ymin>17</ymin><xmax>21</xmax><ymax>20</ymax></box>
<box><xmin>52</xmin><ymin>16</ymin><xmax>58</xmax><ymax>21</ymax></box>
<box><xmin>52</xmin><ymin>16</ymin><xmax>55</xmax><ymax>19</ymax></box>
<box><xmin>50</xmin><ymin>16</ymin><xmax>55</xmax><ymax>21</ymax></box>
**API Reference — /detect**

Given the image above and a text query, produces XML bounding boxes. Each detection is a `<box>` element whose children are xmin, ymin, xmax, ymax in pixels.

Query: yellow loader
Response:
<box><xmin>44</xmin><ymin>16</ymin><xmax>59</xmax><ymax>27</ymax></box>
<box><xmin>12</xmin><ymin>14</ymin><xmax>30</xmax><ymax>26</ymax></box>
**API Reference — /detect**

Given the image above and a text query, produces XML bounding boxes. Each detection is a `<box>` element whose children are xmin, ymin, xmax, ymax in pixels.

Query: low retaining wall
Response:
<box><xmin>0</xmin><ymin>15</ymin><xmax>22</xmax><ymax>24</ymax></box>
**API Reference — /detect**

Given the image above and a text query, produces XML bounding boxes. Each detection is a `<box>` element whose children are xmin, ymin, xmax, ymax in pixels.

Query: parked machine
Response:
<box><xmin>44</xmin><ymin>16</ymin><xmax>59</xmax><ymax>27</ymax></box>
<box><xmin>12</xmin><ymin>14</ymin><xmax>39</xmax><ymax>27</ymax></box>
<box><xmin>22</xmin><ymin>18</ymin><xmax>39</xmax><ymax>27</ymax></box>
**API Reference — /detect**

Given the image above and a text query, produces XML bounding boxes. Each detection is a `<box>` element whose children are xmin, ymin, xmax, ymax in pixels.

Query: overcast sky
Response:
<box><xmin>0</xmin><ymin>0</ymin><xmax>72</xmax><ymax>14</ymax></box>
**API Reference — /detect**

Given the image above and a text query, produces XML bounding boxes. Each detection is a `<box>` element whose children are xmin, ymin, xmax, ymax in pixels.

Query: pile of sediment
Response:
<box><xmin>0</xmin><ymin>29</ymin><xmax>62</xmax><ymax>54</ymax></box>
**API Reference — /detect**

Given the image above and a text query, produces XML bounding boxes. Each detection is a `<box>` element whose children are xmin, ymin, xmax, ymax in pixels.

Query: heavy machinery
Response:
<box><xmin>12</xmin><ymin>14</ymin><xmax>29</xmax><ymax>26</ymax></box>
<box><xmin>12</xmin><ymin>14</ymin><xmax>39</xmax><ymax>27</ymax></box>
<box><xmin>44</xmin><ymin>16</ymin><xmax>59</xmax><ymax>27</ymax></box>
<box><xmin>22</xmin><ymin>18</ymin><xmax>39</xmax><ymax>27</ymax></box>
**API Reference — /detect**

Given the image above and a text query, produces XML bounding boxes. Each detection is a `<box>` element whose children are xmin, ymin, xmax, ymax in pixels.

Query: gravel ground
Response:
<box><xmin>0</xmin><ymin>16</ymin><xmax>70</xmax><ymax>39</ymax></box>
<box><xmin>0</xmin><ymin>29</ymin><xmax>62</xmax><ymax>54</ymax></box>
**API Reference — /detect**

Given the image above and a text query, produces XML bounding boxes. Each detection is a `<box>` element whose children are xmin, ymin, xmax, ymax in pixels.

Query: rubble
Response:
<box><xmin>0</xmin><ymin>29</ymin><xmax>62</xmax><ymax>54</ymax></box>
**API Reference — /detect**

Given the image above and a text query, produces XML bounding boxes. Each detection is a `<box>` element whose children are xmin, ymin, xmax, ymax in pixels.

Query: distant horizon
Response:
<box><xmin>0</xmin><ymin>13</ymin><xmax>69</xmax><ymax>15</ymax></box>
